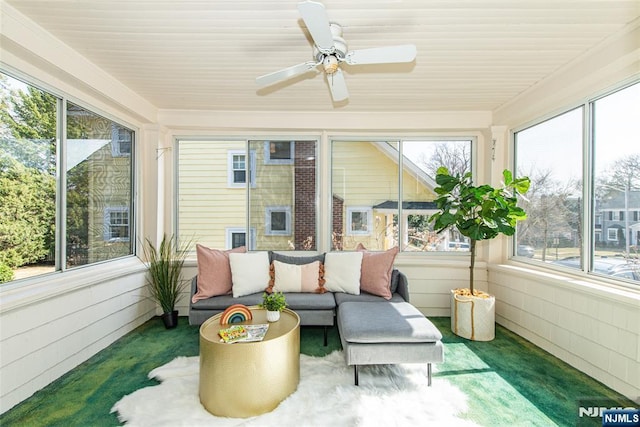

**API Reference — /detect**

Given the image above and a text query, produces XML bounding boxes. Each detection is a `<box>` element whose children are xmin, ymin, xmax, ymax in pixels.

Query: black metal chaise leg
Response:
<box><xmin>323</xmin><ymin>326</ymin><xmax>328</xmax><ymax>346</ymax></box>
<box><xmin>354</xmin><ymin>365</ymin><xmax>359</xmax><ymax>386</ymax></box>
<box><xmin>427</xmin><ymin>363</ymin><xmax>432</xmax><ymax>386</ymax></box>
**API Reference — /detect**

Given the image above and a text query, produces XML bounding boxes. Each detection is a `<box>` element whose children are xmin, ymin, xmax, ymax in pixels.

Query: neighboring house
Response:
<box><xmin>67</xmin><ymin>104</ymin><xmax>133</xmax><ymax>265</ymax></box>
<box><xmin>178</xmin><ymin>140</ymin><xmax>251</xmax><ymax>250</ymax></box>
<box><xmin>594</xmin><ymin>190</ymin><xmax>640</xmax><ymax>248</ymax></box>
<box><xmin>178</xmin><ymin>139</ymin><xmax>445</xmax><ymax>252</ymax></box>
<box><xmin>331</xmin><ymin>141</ymin><xmax>440</xmax><ymax>251</ymax></box>
<box><xmin>178</xmin><ymin>139</ymin><xmax>316</xmax><ymax>251</ymax></box>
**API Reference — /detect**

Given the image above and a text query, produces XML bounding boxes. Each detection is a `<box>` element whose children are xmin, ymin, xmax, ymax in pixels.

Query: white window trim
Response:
<box><xmin>265</xmin><ymin>206</ymin><xmax>292</xmax><ymax>236</ymax></box>
<box><xmin>607</xmin><ymin>228</ymin><xmax>618</xmax><ymax>241</ymax></box>
<box><xmin>227</xmin><ymin>150</ymin><xmax>256</xmax><ymax>188</ymax></box>
<box><xmin>103</xmin><ymin>206</ymin><xmax>130</xmax><ymax>242</ymax></box>
<box><xmin>264</xmin><ymin>141</ymin><xmax>294</xmax><ymax>165</ymax></box>
<box><xmin>346</xmin><ymin>207</ymin><xmax>373</xmax><ymax>236</ymax></box>
<box><xmin>111</xmin><ymin>124</ymin><xmax>132</xmax><ymax>157</ymax></box>
<box><xmin>225</xmin><ymin>227</ymin><xmax>256</xmax><ymax>250</ymax></box>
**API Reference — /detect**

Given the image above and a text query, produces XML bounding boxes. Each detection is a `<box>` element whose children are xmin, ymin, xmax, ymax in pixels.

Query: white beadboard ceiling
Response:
<box><xmin>5</xmin><ymin>0</ymin><xmax>640</xmax><ymax>112</ymax></box>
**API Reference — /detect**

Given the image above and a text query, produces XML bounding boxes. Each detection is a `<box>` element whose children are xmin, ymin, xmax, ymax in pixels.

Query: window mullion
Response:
<box><xmin>398</xmin><ymin>140</ymin><xmax>404</xmax><ymax>251</ymax></box>
<box><xmin>59</xmin><ymin>98</ymin><xmax>68</xmax><ymax>272</ymax></box>
<box><xmin>583</xmin><ymin>101</ymin><xmax>593</xmax><ymax>275</ymax></box>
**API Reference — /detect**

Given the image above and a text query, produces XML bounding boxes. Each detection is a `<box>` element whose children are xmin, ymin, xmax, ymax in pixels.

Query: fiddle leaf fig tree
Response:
<box><xmin>429</xmin><ymin>167</ymin><xmax>530</xmax><ymax>296</ymax></box>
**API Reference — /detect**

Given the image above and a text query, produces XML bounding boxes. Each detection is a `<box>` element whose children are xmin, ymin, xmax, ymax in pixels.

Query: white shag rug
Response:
<box><xmin>111</xmin><ymin>351</ymin><xmax>476</xmax><ymax>426</ymax></box>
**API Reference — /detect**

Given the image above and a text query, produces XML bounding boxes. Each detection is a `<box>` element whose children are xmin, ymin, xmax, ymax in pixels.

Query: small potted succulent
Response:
<box><xmin>260</xmin><ymin>291</ymin><xmax>287</xmax><ymax>322</ymax></box>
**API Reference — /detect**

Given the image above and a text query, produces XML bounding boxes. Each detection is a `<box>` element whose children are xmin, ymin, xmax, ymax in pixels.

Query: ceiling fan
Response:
<box><xmin>256</xmin><ymin>0</ymin><xmax>417</xmax><ymax>102</ymax></box>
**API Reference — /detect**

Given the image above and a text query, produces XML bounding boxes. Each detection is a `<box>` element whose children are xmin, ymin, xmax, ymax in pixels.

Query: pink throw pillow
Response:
<box><xmin>192</xmin><ymin>244</ymin><xmax>246</xmax><ymax>303</ymax></box>
<box><xmin>356</xmin><ymin>244</ymin><xmax>399</xmax><ymax>300</ymax></box>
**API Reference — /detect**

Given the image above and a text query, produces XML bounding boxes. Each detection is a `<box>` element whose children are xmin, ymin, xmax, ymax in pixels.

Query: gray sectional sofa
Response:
<box><xmin>188</xmin><ymin>251</ymin><xmax>443</xmax><ymax>385</ymax></box>
<box><xmin>188</xmin><ymin>266</ymin><xmax>409</xmax><ymax>345</ymax></box>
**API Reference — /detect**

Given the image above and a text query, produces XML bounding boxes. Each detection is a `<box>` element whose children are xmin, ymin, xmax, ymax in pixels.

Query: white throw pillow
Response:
<box><xmin>229</xmin><ymin>252</ymin><xmax>270</xmax><ymax>297</ymax></box>
<box><xmin>273</xmin><ymin>260</ymin><xmax>321</xmax><ymax>293</ymax></box>
<box><xmin>323</xmin><ymin>252</ymin><xmax>363</xmax><ymax>294</ymax></box>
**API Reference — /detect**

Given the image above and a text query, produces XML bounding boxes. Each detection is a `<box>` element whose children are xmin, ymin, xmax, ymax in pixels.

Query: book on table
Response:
<box><xmin>219</xmin><ymin>324</ymin><xmax>269</xmax><ymax>343</ymax></box>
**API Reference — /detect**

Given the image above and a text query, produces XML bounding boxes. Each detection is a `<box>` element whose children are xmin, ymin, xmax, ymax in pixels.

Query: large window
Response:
<box><xmin>515</xmin><ymin>108</ymin><xmax>583</xmax><ymax>266</ymax></box>
<box><xmin>402</xmin><ymin>140</ymin><xmax>472</xmax><ymax>252</ymax></box>
<box><xmin>515</xmin><ymin>82</ymin><xmax>639</xmax><ymax>285</ymax></box>
<box><xmin>249</xmin><ymin>140</ymin><xmax>316</xmax><ymax>250</ymax></box>
<box><xmin>331</xmin><ymin>138</ymin><xmax>472</xmax><ymax>251</ymax></box>
<box><xmin>178</xmin><ymin>139</ymin><xmax>317</xmax><ymax>251</ymax></box>
<box><xmin>0</xmin><ymin>72</ymin><xmax>135</xmax><ymax>283</ymax></box>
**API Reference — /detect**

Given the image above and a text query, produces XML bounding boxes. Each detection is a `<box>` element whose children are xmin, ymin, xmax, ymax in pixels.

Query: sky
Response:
<box><xmin>516</xmin><ymin>82</ymin><xmax>639</xmax><ymax>185</ymax></box>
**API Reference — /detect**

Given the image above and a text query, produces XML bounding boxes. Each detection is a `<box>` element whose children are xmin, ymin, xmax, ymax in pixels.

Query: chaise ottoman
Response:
<box><xmin>337</xmin><ymin>301</ymin><xmax>444</xmax><ymax>386</ymax></box>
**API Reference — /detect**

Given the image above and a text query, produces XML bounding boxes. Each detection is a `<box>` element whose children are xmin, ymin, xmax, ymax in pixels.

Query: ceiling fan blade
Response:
<box><xmin>345</xmin><ymin>44</ymin><xmax>417</xmax><ymax>65</ymax></box>
<box><xmin>297</xmin><ymin>0</ymin><xmax>335</xmax><ymax>53</ymax></box>
<box><xmin>256</xmin><ymin>61</ymin><xmax>318</xmax><ymax>87</ymax></box>
<box><xmin>326</xmin><ymin>69</ymin><xmax>348</xmax><ymax>102</ymax></box>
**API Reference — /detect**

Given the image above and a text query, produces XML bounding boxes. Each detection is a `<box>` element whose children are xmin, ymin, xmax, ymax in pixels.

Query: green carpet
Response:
<box><xmin>0</xmin><ymin>317</ymin><xmax>635</xmax><ymax>426</ymax></box>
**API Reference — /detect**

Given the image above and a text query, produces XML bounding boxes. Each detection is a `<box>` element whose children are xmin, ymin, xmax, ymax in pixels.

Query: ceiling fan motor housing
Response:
<box><xmin>313</xmin><ymin>22</ymin><xmax>347</xmax><ymax>66</ymax></box>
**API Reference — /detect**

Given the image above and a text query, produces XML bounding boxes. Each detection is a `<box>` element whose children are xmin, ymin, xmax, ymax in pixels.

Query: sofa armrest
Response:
<box><xmin>189</xmin><ymin>276</ymin><xmax>197</xmax><ymax>306</ymax></box>
<box><xmin>395</xmin><ymin>271</ymin><xmax>410</xmax><ymax>302</ymax></box>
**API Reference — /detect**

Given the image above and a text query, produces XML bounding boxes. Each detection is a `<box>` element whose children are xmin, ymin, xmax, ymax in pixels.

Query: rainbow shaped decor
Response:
<box><xmin>220</xmin><ymin>304</ymin><xmax>253</xmax><ymax>325</ymax></box>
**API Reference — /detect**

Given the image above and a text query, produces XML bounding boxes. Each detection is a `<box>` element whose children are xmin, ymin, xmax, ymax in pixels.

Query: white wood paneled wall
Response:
<box><xmin>0</xmin><ymin>261</ymin><xmax>153</xmax><ymax>414</ymax></box>
<box><xmin>490</xmin><ymin>265</ymin><xmax>640</xmax><ymax>403</ymax></box>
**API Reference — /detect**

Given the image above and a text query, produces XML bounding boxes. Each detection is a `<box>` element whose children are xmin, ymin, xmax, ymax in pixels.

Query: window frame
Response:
<box><xmin>227</xmin><ymin>149</ymin><xmax>256</xmax><ymax>188</ymax></box>
<box><xmin>103</xmin><ymin>207</ymin><xmax>130</xmax><ymax>242</ymax></box>
<box><xmin>330</xmin><ymin>137</ymin><xmax>475</xmax><ymax>251</ymax></box>
<box><xmin>264</xmin><ymin>141</ymin><xmax>294</xmax><ymax>165</ymax></box>
<box><xmin>111</xmin><ymin>124</ymin><xmax>132</xmax><ymax>157</ymax></box>
<box><xmin>225</xmin><ymin>227</ymin><xmax>256</xmax><ymax>250</ymax></box>
<box><xmin>0</xmin><ymin>69</ymin><xmax>138</xmax><ymax>285</ymax></box>
<box><xmin>264</xmin><ymin>206</ymin><xmax>292</xmax><ymax>236</ymax></box>
<box><xmin>511</xmin><ymin>80</ymin><xmax>639</xmax><ymax>288</ymax></box>
<box><xmin>346</xmin><ymin>207</ymin><xmax>373</xmax><ymax>236</ymax></box>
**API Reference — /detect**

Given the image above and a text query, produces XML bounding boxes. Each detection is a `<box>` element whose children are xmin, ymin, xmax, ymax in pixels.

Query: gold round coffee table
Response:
<box><xmin>199</xmin><ymin>307</ymin><xmax>300</xmax><ymax>418</ymax></box>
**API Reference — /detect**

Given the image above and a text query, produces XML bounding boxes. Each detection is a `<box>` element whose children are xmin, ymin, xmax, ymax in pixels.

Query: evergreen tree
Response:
<box><xmin>0</xmin><ymin>74</ymin><xmax>57</xmax><ymax>280</ymax></box>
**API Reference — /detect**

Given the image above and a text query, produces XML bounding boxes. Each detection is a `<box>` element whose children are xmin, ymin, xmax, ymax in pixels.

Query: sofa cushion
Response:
<box><xmin>338</xmin><ymin>301</ymin><xmax>442</xmax><ymax>343</ymax></box>
<box><xmin>334</xmin><ymin>291</ymin><xmax>406</xmax><ymax>305</ymax></box>
<box><xmin>192</xmin><ymin>244</ymin><xmax>246</xmax><ymax>303</ymax></box>
<box><xmin>279</xmin><ymin>292</ymin><xmax>336</xmax><ymax>310</ymax></box>
<box><xmin>323</xmin><ymin>252</ymin><xmax>363</xmax><ymax>295</ymax></box>
<box><xmin>269</xmin><ymin>251</ymin><xmax>325</xmax><ymax>265</ymax></box>
<box><xmin>272</xmin><ymin>260</ymin><xmax>322</xmax><ymax>293</ymax></box>
<box><xmin>356</xmin><ymin>244</ymin><xmax>398</xmax><ymax>300</ymax></box>
<box><xmin>190</xmin><ymin>291</ymin><xmax>336</xmax><ymax>311</ymax></box>
<box><xmin>190</xmin><ymin>292</ymin><xmax>264</xmax><ymax>310</ymax></box>
<box><xmin>229</xmin><ymin>252</ymin><xmax>270</xmax><ymax>297</ymax></box>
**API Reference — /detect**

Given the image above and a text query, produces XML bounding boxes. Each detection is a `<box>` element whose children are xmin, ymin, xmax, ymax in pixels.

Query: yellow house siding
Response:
<box><xmin>87</xmin><ymin>143</ymin><xmax>131</xmax><ymax>263</ymax></box>
<box><xmin>332</xmin><ymin>141</ymin><xmax>435</xmax><ymax>249</ymax></box>
<box><xmin>250</xmin><ymin>142</ymin><xmax>295</xmax><ymax>250</ymax></box>
<box><xmin>332</xmin><ymin>141</ymin><xmax>399</xmax><ymax>205</ymax></box>
<box><xmin>178</xmin><ymin>140</ymin><xmax>302</xmax><ymax>250</ymax></box>
<box><xmin>178</xmin><ymin>140</ymin><xmax>247</xmax><ymax>248</ymax></box>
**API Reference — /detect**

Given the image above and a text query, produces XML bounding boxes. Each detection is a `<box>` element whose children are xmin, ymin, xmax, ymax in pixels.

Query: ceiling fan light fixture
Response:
<box><xmin>322</xmin><ymin>55</ymin><xmax>339</xmax><ymax>74</ymax></box>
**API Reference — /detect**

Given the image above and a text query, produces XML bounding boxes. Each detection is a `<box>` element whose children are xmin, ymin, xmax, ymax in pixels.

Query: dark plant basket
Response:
<box><xmin>161</xmin><ymin>310</ymin><xmax>179</xmax><ymax>329</ymax></box>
